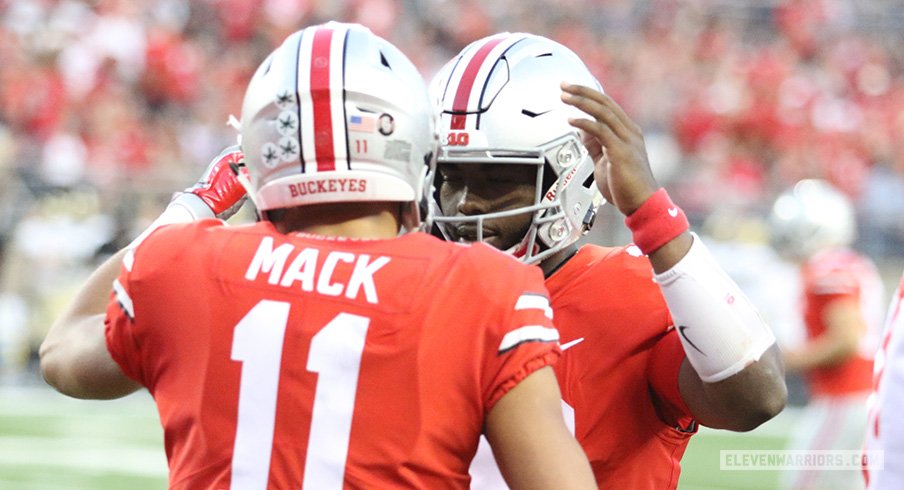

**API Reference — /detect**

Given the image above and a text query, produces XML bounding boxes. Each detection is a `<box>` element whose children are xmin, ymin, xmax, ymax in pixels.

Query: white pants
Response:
<box><xmin>780</xmin><ymin>393</ymin><xmax>869</xmax><ymax>490</ymax></box>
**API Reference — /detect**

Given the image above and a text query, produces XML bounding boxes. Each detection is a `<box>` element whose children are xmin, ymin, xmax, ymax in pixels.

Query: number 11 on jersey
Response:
<box><xmin>230</xmin><ymin>300</ymin><xmax>370</xmax><ymax>489</ymax></box>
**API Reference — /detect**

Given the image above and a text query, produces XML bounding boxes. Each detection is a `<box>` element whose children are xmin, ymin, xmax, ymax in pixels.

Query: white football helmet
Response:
<box><xmin>239</xmin><ymin>22</ymin><xmax>435</xmax><ymax>231</ymax></box>
<box><xmin>768</xmin><ymin>179</ymin><xmax>856</xmax><ymax>259</ymax></box>
<box><xmin>431</xmin><ymin>32</ymin><xmax>603</xmax><ymax>264</ymax></box>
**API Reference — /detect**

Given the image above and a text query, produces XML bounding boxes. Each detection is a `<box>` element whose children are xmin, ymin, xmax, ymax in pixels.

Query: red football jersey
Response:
<box><xmin>800</xmin><ymin>248</ymin><xmax>884</xmax><ymax>396</ymax></box>
<box><xmin>105</xmin><ymin>220</ymin><xmax>559</xmax><ymax>489</ymax></box>
<box><xmin>547</xmin><ymin>244</ymin><xmax>694</xmax><ymax>489</ymax></box>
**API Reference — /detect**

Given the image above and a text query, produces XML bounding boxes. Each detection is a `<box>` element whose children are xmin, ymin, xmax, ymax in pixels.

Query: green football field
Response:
<box><xmin>0</xmin><ymin>385</ymin><xmax>806</xmax><ymax>489</ymax></box>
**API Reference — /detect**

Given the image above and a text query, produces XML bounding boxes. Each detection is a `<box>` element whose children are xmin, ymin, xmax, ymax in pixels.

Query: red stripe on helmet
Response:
<box><xmin>310</xmin><ymin>28</ymin><xmax>336</xmax><ymax>172</ymax></box>
<box><xmin>450</xmin><ymin>37</ymin><xmax>505</xmax><ymax>130</ymax></box>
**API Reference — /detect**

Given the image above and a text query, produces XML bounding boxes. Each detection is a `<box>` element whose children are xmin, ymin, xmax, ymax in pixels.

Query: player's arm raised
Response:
<box><xmin>40</xmin><ymin>147</ymin><xmax>246</xmax><ymax>399</ymax></box>
<box><xmin>562</xmin><ymin>83</ymin><xmax>787</xmax><ymax>431</ymax></box>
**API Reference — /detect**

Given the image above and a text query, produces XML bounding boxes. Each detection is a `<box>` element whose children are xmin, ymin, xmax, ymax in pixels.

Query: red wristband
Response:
<box><xmin>624</xmin><ymin>188</ymin><xmax>689</xmax><ymax>255</ymax></box>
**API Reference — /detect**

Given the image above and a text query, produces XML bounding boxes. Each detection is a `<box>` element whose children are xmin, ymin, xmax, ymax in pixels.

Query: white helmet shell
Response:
<box><xmin>768</xmin><ymin>179</ymin><xmax>856</xmax><ymax>258</ymax></box>
<box><xmin>240</xmin><ymin>22</ymin><xmax>435</xmax><ymax>228</ymax></box>
<box><xmin>431</xmin><ymin>32</ymin><xmax>603</xmax><ymax>263</ymax></box>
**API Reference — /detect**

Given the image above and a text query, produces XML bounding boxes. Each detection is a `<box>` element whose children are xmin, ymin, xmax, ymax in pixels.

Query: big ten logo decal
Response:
<box><xmin>446</xmin><ymin>132</ymin><xmax>470</xmax><ymax>146</ymax></box>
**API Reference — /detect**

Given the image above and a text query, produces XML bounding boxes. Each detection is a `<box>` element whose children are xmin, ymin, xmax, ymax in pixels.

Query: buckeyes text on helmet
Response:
<box><xmin>239</xmin><ymin>22</ymin><xmax>436</xmax><ymax>230</ymax></box>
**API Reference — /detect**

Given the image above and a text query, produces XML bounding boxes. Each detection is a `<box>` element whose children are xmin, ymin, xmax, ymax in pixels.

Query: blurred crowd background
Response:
<box><xmin>2</xmin><ymin>0</ymin><xmax>904</xmax><ymax>380</ymax></box>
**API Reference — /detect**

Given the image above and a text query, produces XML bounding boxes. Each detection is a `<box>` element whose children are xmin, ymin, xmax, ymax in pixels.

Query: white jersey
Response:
<box><xmin>865</xmin><ymin>273</ymin><xmax>904</xmax><ymax>489</ymax></box>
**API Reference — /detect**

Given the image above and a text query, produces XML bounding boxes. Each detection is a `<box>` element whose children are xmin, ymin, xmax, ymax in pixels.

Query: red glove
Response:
<box><xmin>185</xmin><ymin>145</ymin><xmax>247</xmax><ymax>219</ymax></box>
<box><xmin>128</xmin><ymin>146</ymin><xmax>248</xmax><ymax>250</ymax></box>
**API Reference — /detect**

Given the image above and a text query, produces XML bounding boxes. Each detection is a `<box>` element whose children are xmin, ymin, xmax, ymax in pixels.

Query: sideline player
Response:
<box><xmin>39</xmin><ymin>23</ymin><xmax>595</xmax><ymax>489</ymax></box>
<box><xmin>769</xmin><ymin>179</ymin><xmax>884</xmax><ymax>490</ymax></box>
<box><xmin>865</xmin><ymin>271</ymin><xmax>904</xmax><ymax>489</ymax></box>
<box><xmin>431</xmin><ymin>32</ymin><xmax>787</xmax><ymax>489</ymax></box>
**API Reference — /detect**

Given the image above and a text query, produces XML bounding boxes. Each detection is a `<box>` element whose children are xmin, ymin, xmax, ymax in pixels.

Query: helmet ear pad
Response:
<box><xmin>238</xmin><ymin>22</ymin><xmax>436</xmax><ymax>232</ymax></box>
<box><xmin>431</xmin><ymin>32</ymin><xmax>604</xmax><ymax>263</ymax></box>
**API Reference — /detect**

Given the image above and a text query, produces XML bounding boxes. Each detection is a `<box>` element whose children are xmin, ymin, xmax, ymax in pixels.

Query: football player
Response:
<box><xmin>431</xmin><ymin>32</ymin><xmax>787</xmax><ymax>489</ymax></box>
<box><xmin>39</xmin><ymin>23</ymin><xmax>596</xmax><ymax>489</ymax></box>
<box><xmin>865</xmin><ymin>271</ymin><xmax>904</xmax><ymax>489</ymax></box>
<box><xmin>770</xmin><ymin>180</ymin><xmax>884</xmax><ymax>490</ymax></box>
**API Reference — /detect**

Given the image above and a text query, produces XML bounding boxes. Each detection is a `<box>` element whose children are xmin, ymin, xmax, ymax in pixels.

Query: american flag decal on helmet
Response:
<box><xmin>439</xmin><ymin>33</ymin><xmax>529</xmax><ymax>130</ymax></box>
<box><xmin>293</xmin><ymin>24</ymin><xmax>351</xmax><ymax>173</ymax></box>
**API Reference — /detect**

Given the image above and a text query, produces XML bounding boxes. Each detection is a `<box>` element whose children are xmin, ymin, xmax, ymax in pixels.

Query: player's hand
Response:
<box><xmin>560</xmin><ymin>83</ymin><xmax>659</xmax><ymax>216</ymax></box>
<box><xmin>185</xmin><ymin>145</ymin><xmax>247</xmax><ymax>220</ymax></box>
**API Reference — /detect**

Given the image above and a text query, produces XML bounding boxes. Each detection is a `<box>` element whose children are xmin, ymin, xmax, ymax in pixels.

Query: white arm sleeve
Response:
<box><xmin>654</xmin><ymin>233</ymin><xmax>776</xmax><ymax>382</ymax></box>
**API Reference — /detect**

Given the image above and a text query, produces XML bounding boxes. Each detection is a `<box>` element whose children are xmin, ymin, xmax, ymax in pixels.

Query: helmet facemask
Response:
<box><xmin>431</xmin><ymin>32</ymin><xmax>603</xmax><ymax>263</ymax></box>
<box><xmin>433</xmin><ymin>132</ymin><xmax>599</xmax><ymax>264</ymax></box>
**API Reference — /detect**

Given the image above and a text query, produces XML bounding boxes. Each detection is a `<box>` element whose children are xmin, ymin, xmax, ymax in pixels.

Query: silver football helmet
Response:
<box><xmin>239</xmin><ymin>22</ymin><xmax>435</xmax><ymax>231</ymax></box>
<box><xmin>431</xmin><ymin>32</ymin><xmax>603</xmax><ymax>264</ymax></box>
<box><xmin>768</xmin><ymin>179</ymin><xmax>856</xmax><ymax>259</ymax></box>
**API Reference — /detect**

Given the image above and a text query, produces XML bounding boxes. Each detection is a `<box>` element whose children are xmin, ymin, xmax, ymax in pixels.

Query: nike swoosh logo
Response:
<box><xmin>521</xmin><ymin>109</ymin><xmax>552</xmax><ymax>118</ymax></box>
<box><xmin>560</xmin><ymin>337</ymin><xmax>585</xmax><ymax>351</ymax></box>
<box><xmin>677</xmin><ymin>326</ymin><xmax>706</xmax><ymax>356</ymax></box>
<box><xmin>668</xmin><ymin>207</ymin><xmax>679</xmax><ymax>217</ymax></box>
